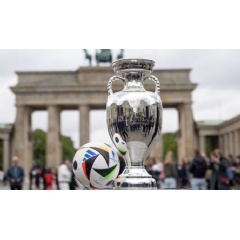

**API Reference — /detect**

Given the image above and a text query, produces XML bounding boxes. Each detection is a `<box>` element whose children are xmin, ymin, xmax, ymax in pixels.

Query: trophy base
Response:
<box><xmin>114</xmin><ymin>167</ymin><xmax>157</xmax><ymax>190</ymax></box>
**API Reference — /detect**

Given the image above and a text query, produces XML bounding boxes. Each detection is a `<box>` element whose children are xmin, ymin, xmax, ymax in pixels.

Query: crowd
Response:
<box><xmin>145</xmin><ymin>149</ymin><xmax>240</xmax><ymax>190</ymax></box>
<box><xmin>0</xmin><ymin>157</ymin><xmax>81</xmax><ymax>190</ymax></box>
<box><xmin>1</xmin><ymin>148</ymin><xmax>240</xmax><ymax>190</ymax></box>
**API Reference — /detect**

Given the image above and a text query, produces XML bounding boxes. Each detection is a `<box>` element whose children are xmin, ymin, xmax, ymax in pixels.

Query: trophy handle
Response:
<box><xmin>143</xmin><ymin>75</ymin><xmax>160</xmax><ymax>95</ymax></box>
<box><xmin>108</xmin><ymin>76</ymin><xmax>125</xmax><ymax>95</ymax></box>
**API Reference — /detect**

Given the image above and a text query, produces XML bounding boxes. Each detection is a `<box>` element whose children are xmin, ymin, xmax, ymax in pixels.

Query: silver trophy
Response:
<box><xmin>106</xmin><ymin>59</ymin><xmax>163</xmax><ymax>189</ymax></box>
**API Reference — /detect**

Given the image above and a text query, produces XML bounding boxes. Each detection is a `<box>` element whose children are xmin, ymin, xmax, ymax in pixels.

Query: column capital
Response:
<box><xmin>3</xmin><ymin>135</ymin><xmax>10</xmax><ymax>141</ymax></box>
<box><xmin>79</xmin><ymin>104</ymin><xmax>90</xmax><ymax>110</ymax></box>
<box><xmin>177</xmin><ymin>102</ymin><xmax>193</xmax><ymax>111</ymax></box>
<box><xmin>47</xmin><ymin>105</ymin><xmax>61</xmax><ymax>110</ymax></box>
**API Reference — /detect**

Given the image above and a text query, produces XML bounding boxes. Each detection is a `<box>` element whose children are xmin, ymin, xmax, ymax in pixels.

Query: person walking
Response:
<box><xmin>69</xmin><ymin>171</ymin><xmax>78</xmax><ymax>190</ymax></box>
<box><xmin>6</xmin><ymin>156</ymin><xmax>25</xmax><ymax>190</ymax></box>
<box><xmin>57</xmin><ymin>160</ymin><xmax>72</xmax><ymax>190</ymax></box>
<box><xmin>29</xmin><ymin>163</ymin><xmax>37</xmax><ymax>190</ymax></box>
<box><xmin>164</xmin><ymin>151</ymin><xmax>178</xmax><ymax>189</ymax></box>
<box><xmin>209</xmin><ymin>149</ymin><xmax>230</xmax><ymax>190</ymax></box>
<box><xmin>178</xmin><ymin>156</ymin><xmax>191</xmax><ymax>189</ymax></box>
<box><xmin>43</xmin><ymin>168</ymin><xmax>55</xmax><ymax>190</ymax></box>
<box><xmin>189</xmin><ymin>150</ymin><xmax>207</xmax><ymax>190</ymax></box>
<box><xmin>232</xmin><ymin>156</ymin><xmax>240</xmax><ymax>190</ymax></box>
<box><xmin>151</xmin><ymin>158</ymin><xmax>162</xmax><ymax>189</ymax></box>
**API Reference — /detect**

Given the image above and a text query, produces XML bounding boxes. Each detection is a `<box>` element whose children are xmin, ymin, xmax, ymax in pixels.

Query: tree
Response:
<box><xmin>33</xmin><ymin>129</ymin><xmax>77</xmax><ymax>166</ymax></box>
<box><xmin>163</xmin><ymin>132</ymin><xmax>178</xmax><ymax>160</ymax></box>
<box><xmin>33</xmin><ymin>129</ymin><xmax>46</xmax><ymax>166</ymax></box>
<box><xmin>62</xmin><ymin>135</ymin><xmax>77</xmax><ymax>161</ymax></box>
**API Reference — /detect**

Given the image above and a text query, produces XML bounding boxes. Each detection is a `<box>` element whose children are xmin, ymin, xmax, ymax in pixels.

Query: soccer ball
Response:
<box><xmin>112</xmin><ymin>133</ymin><xmax>128</xmax><ymax>156</ymax></box>
<box><xmin>112</xmin><ymin>133</ymin><xmax>131</xmax><ymax>169</ymax></box>
<box><xmin>72</xmin><ymin>142</ymin><xmax>120</xmax><ymax>189</ymax></box>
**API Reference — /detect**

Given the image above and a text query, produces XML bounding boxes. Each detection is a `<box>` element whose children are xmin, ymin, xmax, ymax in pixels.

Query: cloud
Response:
<box><xmin>1</xmin><ymin>49</ymin><xmax>240</xmax><ymax>148</ymax></box>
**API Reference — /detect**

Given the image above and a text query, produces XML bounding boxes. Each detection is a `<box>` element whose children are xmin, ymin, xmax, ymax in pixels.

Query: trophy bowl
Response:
<box><xmin>106</xmin><ymin>59</ymin><xmax>163</xmax><ymax>189</ymax></box>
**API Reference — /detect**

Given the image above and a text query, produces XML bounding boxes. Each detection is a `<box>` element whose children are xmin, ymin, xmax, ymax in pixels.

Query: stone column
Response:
<box><xmin>14</xmin><ymin>106</ymin><xmax>33</xmax><ymax>181</ymax></box>
<box><xmin>219</xmin><ymin>135</ymin><xmax>223</xmax><ymax>152</ymax></box>
<box><xmin>224</xmin><ymin>133</ymin><xmax>229</xmax><ymax>157</ymax></box>
<box><xmin>238</xmin><ymin>129</ymin><xmax>240</xmax><ymax>156</ymax></box>
<box><xmin>234</xmin><ymin>129</ymin><xmax>240</xmax><ymax>156</ymax></box>
<box><xmin>150</xmin><ymin>134</ymin><xmax>163</xmax><ymax>161</ymax></box>
<box><xmin>79</xmin><ymin>105</ymin><xmax>90</xmax><ymax>146</ymax></box>
<box><xmin>47</xmin><ymin>106</ymin><xmax>62</xmax><ymax>169</ymax></box>
<box><xmin>3</xmin><ymin>138</ymin><xmax>10</xmax><ymax>173</ymax></box>
<box><xmin>229</xmin><ymin>132</ymin><xmax>234</xmax><ymax>156</ymax></box>
<box><xmin>199</xmin><ymin>135</ymin><xmax>206</xmax><ymax>154</ymax></box>
<box><xmin>178</xmin><ymin>103</ymin><xmax>194</xmax><ymax>162</ymax></box>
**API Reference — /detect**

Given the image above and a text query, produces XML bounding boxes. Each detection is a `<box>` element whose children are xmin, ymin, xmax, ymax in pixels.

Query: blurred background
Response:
<box><xmin>0</xmin><ymin>49</ymin><xmax>240</xmax><ymax>190</ymax></box>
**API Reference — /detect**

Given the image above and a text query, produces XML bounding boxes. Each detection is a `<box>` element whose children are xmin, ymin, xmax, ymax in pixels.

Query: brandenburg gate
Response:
<box><xmin>9</xmin><ymin>67</ymin><xmax>196</xmax><ymax>175</ymax></box>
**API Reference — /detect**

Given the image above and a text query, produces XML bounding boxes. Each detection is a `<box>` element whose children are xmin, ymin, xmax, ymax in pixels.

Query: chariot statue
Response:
<box><xmin>83</xmin><ymin>49</ymin><xmax>92</xmax><ymax>66</ymax></box>
<box><xmin>96</xmin><ymin>49</ymin><xmax>112</xmax><ymax>65</ymax></box>
<box><xmin>83</xmin><ymin>49</ymin><xmax>124</xmax><ymax>66</ymax></box>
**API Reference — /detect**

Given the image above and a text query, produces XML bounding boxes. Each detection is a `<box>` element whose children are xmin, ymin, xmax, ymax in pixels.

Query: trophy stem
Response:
<box><xmin>114</xmin><ymin>165</ymin><xmax>157</xmax><ymax>190</ymax></box>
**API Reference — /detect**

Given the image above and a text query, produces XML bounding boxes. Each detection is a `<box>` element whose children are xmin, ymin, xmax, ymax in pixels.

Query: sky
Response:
<box><xmin>0</xmin><ymin>49</ymin><xmax>240</xmax><ymax>148</ymax></box>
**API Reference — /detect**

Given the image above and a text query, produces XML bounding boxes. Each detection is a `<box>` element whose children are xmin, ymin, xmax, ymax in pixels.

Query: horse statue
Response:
<box><xmin>117</xmin><ymin>49</ymin><xmax>124</xmax><ymax>59</ymax></box>
<box><xmin>95</xmin><ymin>49</ymin><xmax>112</xmax><ymax>65</ymax></box>
<box><xmin>83</xmin><ymin>49</ymin><xmax>92</xmax><ymax>66</ymax></box>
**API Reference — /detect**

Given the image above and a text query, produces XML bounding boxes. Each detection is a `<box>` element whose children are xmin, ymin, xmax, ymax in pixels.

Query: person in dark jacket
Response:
<box><xmin>209</xmin><ymin>149</ymin><xmax>230</xmax><ymax>190</ymax></box>
<box><xmin>6</xmin><ymin>156</ymin><xmax>25</xmax><ymax>190</ymax></box>
<box><xmin>164</xmin><ymin>151</ymin><xmax>178</xmax><ymax>189</ymax></box>
<box><xmin>189</xmin><ymin>150</ymin><xmax>207</xmax><ymax>190</ymax></box>
<box><xmin>178</xmin><ymin>156</ymin><xmax>191</xmax><ymax>189</ymax></box>
<box><xmin>231</xmin><ymin>156</ymin><xmax>240</xmax><ymax>190</ymax></box>
<box><xmin>69</xmin><ymin>171</ymin><xmax>78</xmax><ymax>190</ymax></box>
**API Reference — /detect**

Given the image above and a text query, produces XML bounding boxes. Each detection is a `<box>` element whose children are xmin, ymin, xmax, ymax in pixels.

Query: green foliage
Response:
<box><xmin>62</xmin><ymin>135</ymin><xmax>77</xmax><ymax>161</ymax></box>
<box><xmin>163</xmin><ymin>132</ymin><xmax>178</xmax><ymax>160</ymax></box>
<box><xmin>33</xmin><ymin>129</ymin><xmax>46</xmax><ymax>166</ymax></box>
<box><xmin>33</xmin><ymin>129</ymin><xmax>76</xmax><ymax>166</ymax></box>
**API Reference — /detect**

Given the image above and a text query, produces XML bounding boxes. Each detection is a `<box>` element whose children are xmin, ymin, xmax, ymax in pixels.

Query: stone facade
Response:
<box><xmin>0</xmin><ymin>67</ymin><xmax>198</xmax><ymax>176</ymax></box>
<box><xmin>197</xmin><ymin>115</ymin><xmax>240</xmax><ymax>157</ymax></box>
<box><xmin>0</xmin><ymin>124</ymin><xmax>13</xmax><ymax>172</ymax></box>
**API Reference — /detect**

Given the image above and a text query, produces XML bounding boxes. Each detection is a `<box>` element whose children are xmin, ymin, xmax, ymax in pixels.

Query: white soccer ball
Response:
<box><xmin>72</xmin><ymin>142</ymin><xmax>120</xmax><ymax>189</ymax></box>
<box><xmin>112</xmin><ymin>133</ymin><xmax>131</xmax><ymax>168</ymax></box>
<box><xmin>112</xmin><ymin>133</ymin><xmax>128</xmax><ymax>156</ymax></box>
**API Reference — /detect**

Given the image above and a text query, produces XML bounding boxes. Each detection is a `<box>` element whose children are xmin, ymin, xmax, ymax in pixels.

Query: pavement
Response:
<box><xmin>0</xmin><ymin>180</ymin><xmax>85</xmax><ymax>190</ymax></box>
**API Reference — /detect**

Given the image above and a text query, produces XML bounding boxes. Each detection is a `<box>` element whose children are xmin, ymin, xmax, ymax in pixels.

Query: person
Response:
<box><xmin>202</xmin><ymin>152</ymin><xmax>211</xmax><ymax>189</ymax></box>
<box><xmin>43</xmin><ymin>168</ymin><xmax>55</xmax><ymax>190</ymax></box>
<box><xmin>209</xmin><ymin>149</ymin><xmax>230</xmax><ymax>190</ymax></box>
<box><xmin>29</xmin><ymin>163</ymin><xmax>37</xmax><ymax>190</ymax></box>
<box><xmin>55</xmin><ymin>168</ymin><xmax>59</xmax><ymax>190</ymax></box>
<box><xmin>189</xmin><ymin>150</ymin><xmax>207</xmax><ymax>190</ymax></box>
<box><xmin>228</xmin><ymin>154</ymin><xmax>235</xmax><ymax>167</ymax></box>
<box><xmin>145</xmin><ymin>158</ymin><xmax>154</xmax><ymax>176</ymax></box>
<box><xmin>6</xmin><ymin>156</ymin><xmax>25</xmax><ymax>190</ymax></box>
<box><xmin>178</xmin><ymin>156</ymin><xmax>190</xmax><ymax>189</ymax></box>
<box><xmin>57</xmin><ymin>160</ymin><xmax>72</xmax><ymax>190</ymax></box>
<box><xmin>157</xmin><ymin>161</ymin><xmax>165</xmax><ymax>189</ymax></box>
<box><xmin>35</xmin><ymin>164</ymin><xmax>42</xmax><ymax>190</ymax></box>
<box><xmin>69</xmin><ymin>171</ymin><xmax>78</xmax><ymax>190</ymax></box>
<box><xmin>232</xmin><ymin>156</ymin><xmax>240</xmax><ymax>190</ymax></box>
<box><xmin>163</xmin><ymin>151</ymin><xmax>178</xmax><ymax>189</ymax></box>
<box><xmin>0</xmin><ymin>168</ymin><xmax>4</xmax><ymax>182</ymax></box>
<box><xmin>151</xmin><ymin>158</ymin><xmax>162</xmax><ymax>189</ymax></box>
<box><xmin>41</xmin><ymin>165</ymin><xmax>47</xmax><ymax>190</ymax></box>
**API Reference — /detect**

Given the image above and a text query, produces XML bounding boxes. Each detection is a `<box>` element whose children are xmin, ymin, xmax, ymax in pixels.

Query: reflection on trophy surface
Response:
<box><xmin>106</xmin><ymin>59</ymin><xmax>163</xmax><ymax>189</ymax></box>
